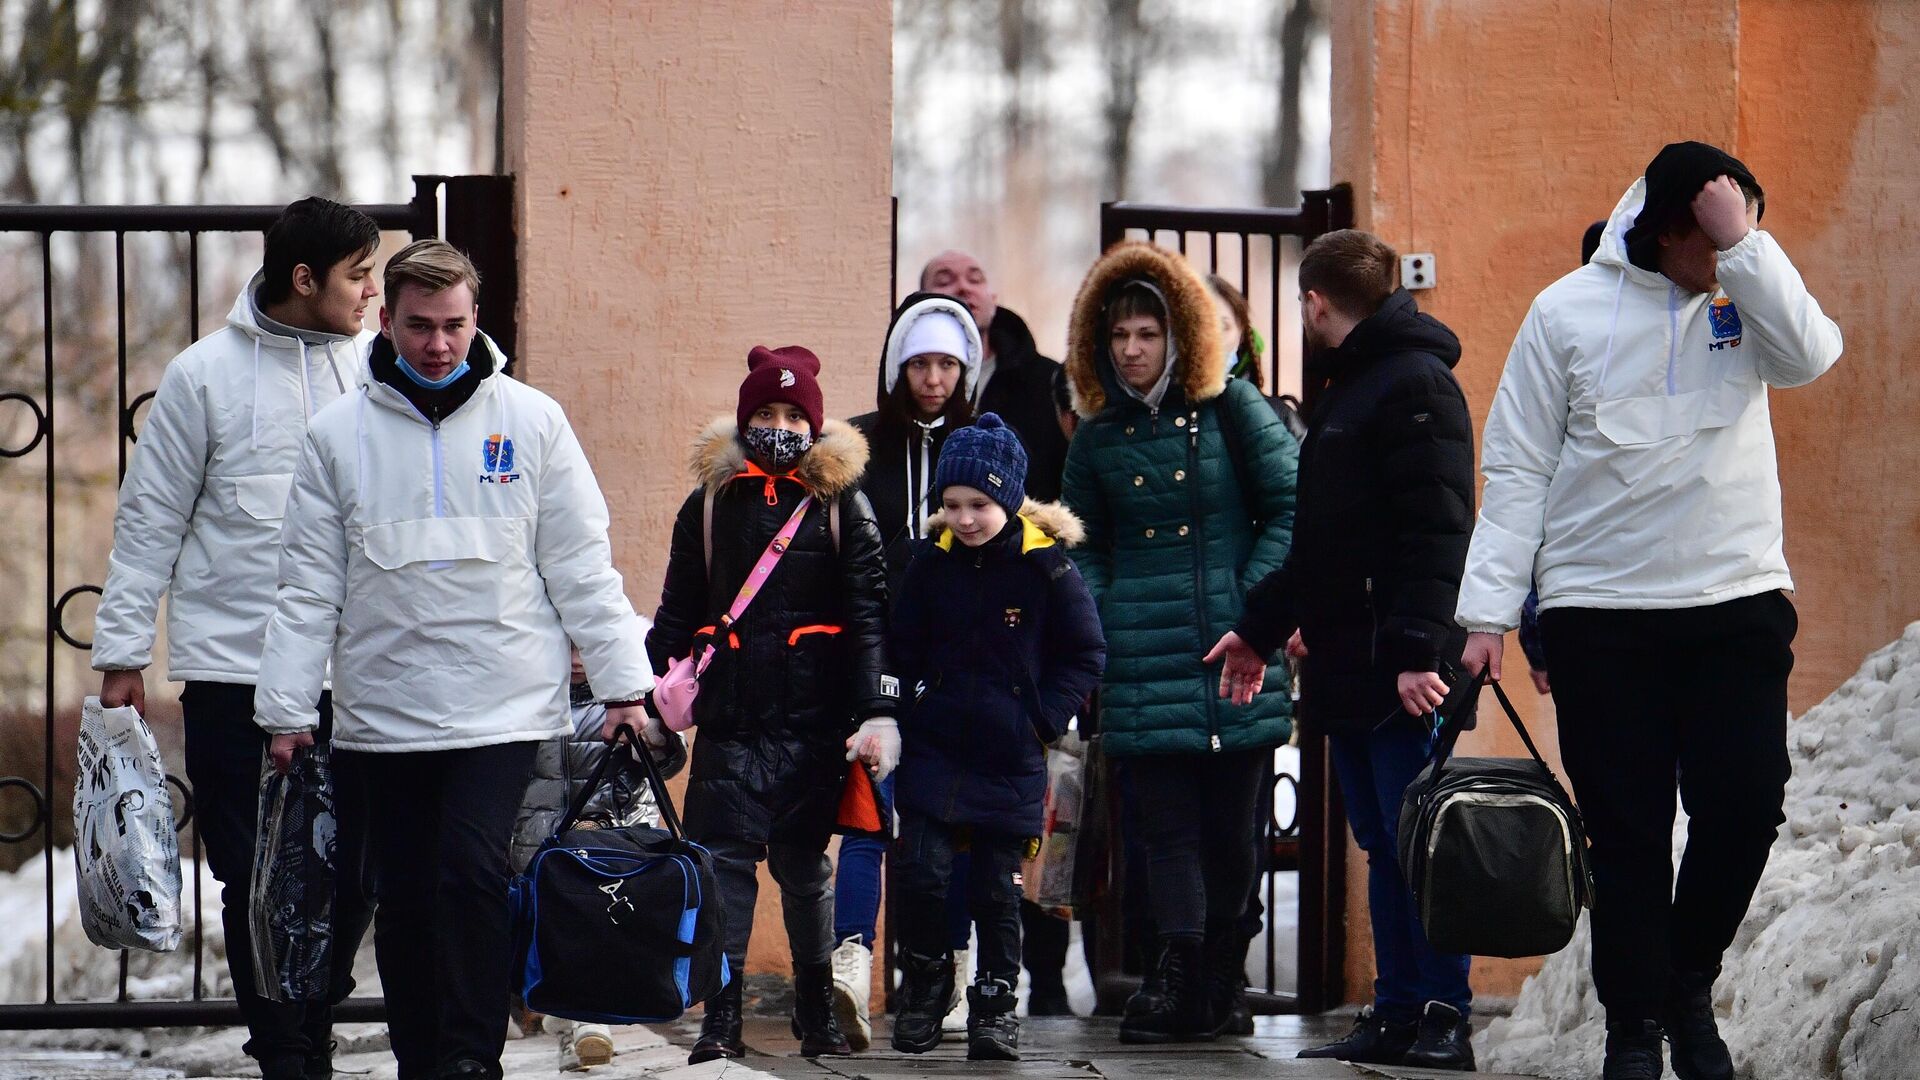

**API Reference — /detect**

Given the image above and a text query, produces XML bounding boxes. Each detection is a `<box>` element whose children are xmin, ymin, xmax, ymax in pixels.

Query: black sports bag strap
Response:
<box><xmin>1430</xmin><ymin>670</ymin><xmax>1554</xmax><ymax>773</ymax></box>
<box><xmin>554</xmin><ymin>725</ymin><xmax>687</xmax><ymax>840</ymax></box>
<box><xmin>1485</xmin><ymin>678</ymin><xmax>1551</xmax><ymax>768</ymax></box>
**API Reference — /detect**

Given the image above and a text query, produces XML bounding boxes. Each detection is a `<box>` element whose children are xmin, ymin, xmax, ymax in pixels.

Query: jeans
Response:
<box><xmin>893</xmin><ymin>812</ymin><xmax>1025</xmax><ymax>983</ymax></box>
<box><xmin>181</xmin><ymin>682</ymin><xmax>370</xmax><ymax>1072</ymax></box>
<box><xmin>336</xmin><ymin>740</ymin><xmax>537</xmax><ymax>1080</ymax></box>
<box><xmin>1328</xmin><ymin>719</ymin><xmax>1472</xmax><ymax>1023</ymax></box>
<box><xmin>1541</xmin><ymin>591</ymin><xmax>1796</xmax><ymax>1023</ymax></box>
<box><xmin>1128</xmin><ymin>748</ymin><xmax>1266</xmax><ymax>941</ymax></box>
<box><xmin>707</xmin><ymin>836</ymin><xmax>835</xmax><ymax>974</ymax></box>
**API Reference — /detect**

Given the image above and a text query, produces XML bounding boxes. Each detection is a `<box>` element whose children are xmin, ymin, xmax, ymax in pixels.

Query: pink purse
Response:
<box><xmin>654</xmin><ymin>495</ymin><xmax>813</xmax><ymax>732</ymax></box>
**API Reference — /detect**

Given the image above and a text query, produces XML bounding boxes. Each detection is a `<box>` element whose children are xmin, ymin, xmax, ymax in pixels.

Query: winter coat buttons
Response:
<box><xmin>1178</xmin><ymin>525</ymin><xmax>1189</xmax><ymax>537</ymax></box>
<box><xmin>1174</xmin><ymin>416</ymin><xmax>1188</xmax><ymax>428</ymax></box>
<box><xmin>1125</xmin><ymin>425</ymin><xmax>1136</xmax><ymax>436</ymax></box>
<box><xmin>1145</xmin><ymin>528</ymin><xmax>1156</xmax><ymax>539</ymax></box>
<box><xmin>1174</xmin><ymin>469</ymin><xmax>1186</xmax><ymax>481</ymax></box>
<box><xmin>1133</xmin><ymin>475</ymin><xmax>1145</xmax><ymax>487</ymax></box>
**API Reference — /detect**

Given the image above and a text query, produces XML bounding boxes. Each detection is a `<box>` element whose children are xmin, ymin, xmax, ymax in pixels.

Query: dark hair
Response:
<box><xmin>1050</xmin><ymin>362</ymin><xmax>1073</xmax><ymax>415</ymax></box>
<box><xmin>1105</xmin><ymin>280</ymin><xmax>1168</xmax><ymax>329</ymax></box>
<box><xmin>1207</xmin><ymin>274</ymin><xmax>1262</xmax><ymax>391</ymax></box>
<box><xmin>1581</xmin><ymin>220</ymin><xmax>1606</xmax><ymax>265</ymax></box>
<box><xmin>881</xmin><ymin>361</ymin><xmax>973</xmax><ymax>430</ymax></box>
<box><xmin>260</xmin><ymin>197</ymin><xmax>381</xmax><ymax>305</ymax></box>
<box><xmin>1299</xmin><ymin>229</ymin><xmax>1397</xmax><ymax>320</ymax></box>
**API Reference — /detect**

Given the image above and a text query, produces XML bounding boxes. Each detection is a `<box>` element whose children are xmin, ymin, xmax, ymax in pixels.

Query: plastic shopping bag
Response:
<box><xmin>72</xmin><ymin>697</ymin><xmax>183</xmax><ymax>952</ymax></box>
<box><xmin>1022</xmin><ymin>730</ymin><xmax>1088</xmax><ymax>911</ymax></box>
<box><xmin>249</xmin><ymin>745</ymin><xmax>339</xmax><ymax>1003</ymax></box>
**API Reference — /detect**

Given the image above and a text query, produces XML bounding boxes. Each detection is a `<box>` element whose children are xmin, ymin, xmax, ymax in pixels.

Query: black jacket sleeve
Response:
<box><xmin>837</xmin><ymin>488</ymin><xmax>897</xmax><ymax>719</ymax></box>
<box><xmin>1372</xmin><ymin>366</ymin><xmax>1476</xmax><ymax>673</ymax></box>
<box><xmin>646</xmin><ymin>488</ymin><xmax>709</xmax><ymax>676</ymax></box>
<box><xmin>1233</xmin><ymin>556</ymin><xmax>1297</xmax><ymax>659</ymax></box>
<box><xmin>1034</xmin><ymin>552</ymin><xmax>1107</xmax><ymax>743</ymax></box>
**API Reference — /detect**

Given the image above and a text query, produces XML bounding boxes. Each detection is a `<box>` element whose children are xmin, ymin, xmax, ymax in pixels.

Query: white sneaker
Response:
<box><xmin>941</xmin><ymin>947</ymin><xmax>971</xmax><ymax>1033</ymax></box>
<box><xmin>830</xmin><ymin>936</ymin><xmax>874</xmax><ymax>1052</ymax></box>
<box><xmin>557</xmin><ymin>1021</ymin><xmax>615</xmax><ymax>1071</ymax></box>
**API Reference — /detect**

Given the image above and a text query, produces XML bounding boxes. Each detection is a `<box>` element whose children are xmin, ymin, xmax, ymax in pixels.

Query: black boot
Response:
<box><xmin>1664</xmin><ymin>969</ymin><xmax>1734</xmax><ymax>1080</ymax></box>
<box><xmin>1118</xmin><ymin>937</ymin><xmax>1215</xmax><ymax>1044</ymax></box>
<box><xmin>789</xmin><ymin>961</ymin><xmax>851</xmax><ymax>1057</ymax></box>
<box><xmin>1295</xmin><ymin>1006</ymin><xmax>1418</xmax><ymax>1063</ymax></box>
<box><xmin>1603</xmin><ymin>1019</ymin><xmax>1666</xmax><ymax>1080</ymax></box>
<box><xmin>302</xmin><ymin>1039</ymin><xmax>337</xmax><ymax>1080</ymax></box>
<box><xmin>688</xmin><ymin>979</ymin><xmax>744</xmax><ymax>1064</ymax></box>
<box><xmin>1202</xmin><ymin>929</ymin><xmax>1253</xmax><ymax>1037</ymax></box>
<box><xmin>260</xmin><ymin>1053</ymin><xmax>308</xmax><ymax>1080</ymax></box>
<box><xmin>1402</xmin><ymin>1001</ymin><xmax>1475</xmax><ymax>1070</ymax></box>
<box><xmin>965</xmin><ymin>977</ymin><xmax>1021</xmax><ymax>1061</ymax></box>
<box><xmin>1026</xmin><ymin>982</ymin><xmax>1074</xmax><ymax>1017</ymax></box>
<box><xmin>889</xmin><ymin>951</ymin><xmax>953</xmax><ymax>1054</ymax></box>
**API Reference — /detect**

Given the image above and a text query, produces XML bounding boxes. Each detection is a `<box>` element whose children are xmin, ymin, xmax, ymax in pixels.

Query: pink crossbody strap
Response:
<box><xmin>690</xmin><ymin>494</ymin><xmax>813</xmax><ymax>677</ymax></box>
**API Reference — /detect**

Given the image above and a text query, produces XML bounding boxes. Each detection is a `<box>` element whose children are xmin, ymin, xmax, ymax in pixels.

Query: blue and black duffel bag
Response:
<box><xmin>510</xmin><ymin>725</ymin><xmax>729</xmax><ymax>1023</ymax></box>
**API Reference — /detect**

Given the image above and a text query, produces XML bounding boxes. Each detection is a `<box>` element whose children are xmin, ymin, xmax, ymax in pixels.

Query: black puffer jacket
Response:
<box><xmin>647</xmin><ymin>418</ymin><xmax>894</xmax><ymax>848</ymax></box>
<box><xmin>1234</xmin><ymin>289</ymin><xmax>1475</xmax><ymax>736</ymax></box>
<box><xmin>979</xmin><ymin>308</ymin><xmax>1068</xmax><ymax>502</ymax></box>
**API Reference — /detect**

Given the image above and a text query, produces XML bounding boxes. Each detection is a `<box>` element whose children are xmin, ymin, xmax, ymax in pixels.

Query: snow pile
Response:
<box><xmin>1480</xmin><ymin>622</ymin><xmax>1920</xmax><ymax>1079</ymax></box>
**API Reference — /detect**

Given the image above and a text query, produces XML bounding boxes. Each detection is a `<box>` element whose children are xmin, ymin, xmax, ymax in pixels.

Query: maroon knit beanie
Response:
<box><xmin>736</xmin><ymin>345</ymin><xmax>825</xmax><ymax>435</ymax></box>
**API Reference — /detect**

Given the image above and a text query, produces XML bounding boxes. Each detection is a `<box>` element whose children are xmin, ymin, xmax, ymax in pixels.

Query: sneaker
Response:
<box><xmin>1603</xmin><ymin>1019</ymin><xmax>1666</xmax><ymax>1080</ymax></box>
<box><xmin>829</xmin><ymin>937</ymin><xmax>874</xmax><ymax>1052</ymax></box>
<box><xmin>1663</xmin><ymin>969</ymin><xmax>1734</xmax><ymax>1080</ymax></box>
<box><xmin>1295</xmin><ymin>1005</ymin><xmax>1417</xmax><ymax>1062</ymax></box>
<box><xmin>1401</xmin><ymin>1001</ymin><xmax>1474</xmax><ymax>1071</ymax></box>
<box><xmin>558</xmin><ymin>1023</ymin><xmax>614</xmax><ymax>1071</ymax></box>
<box><xmin>940</xmin><ymin>947</ymin><xmax>971</xmax><ymax>1033</ymax></box>
<box><xmin>965</xmin><ymin>978</ymin><xmax>1021</xmax><ymax>1062</ymax></box>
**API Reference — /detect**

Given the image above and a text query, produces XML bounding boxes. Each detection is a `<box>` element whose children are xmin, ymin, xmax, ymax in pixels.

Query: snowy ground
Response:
<box><xmin>1479</xmin><ymin>622</ymin><xmax>1920</xmax><ymax>1080</ymax></box>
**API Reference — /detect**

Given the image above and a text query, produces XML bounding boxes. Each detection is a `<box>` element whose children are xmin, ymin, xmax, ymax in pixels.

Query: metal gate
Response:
<box><xmin>0</xmin><ymin>176</ymin><xmax>513</xmax><ymax>1029</ymax></box>
<box><xmin>1093</xmin><ymin>185</ymin><xmax>1354</xmax><ymax>1015</ymax></box>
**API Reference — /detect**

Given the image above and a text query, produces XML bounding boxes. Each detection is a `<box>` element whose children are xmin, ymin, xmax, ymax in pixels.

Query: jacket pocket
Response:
<box><xmin>232</xmin><ymin>472</ymin><xmax>296</xmax><ymax>521</ymax></box>
<box><xmin>1593</xmin><ymin>381</ymin><xmax>1750</xmax><ymax>447</ymax></box>
<box><xmin>359</xmin><ymin>516</ymin><xmax>525</xmax><ymax>570</ymax></box>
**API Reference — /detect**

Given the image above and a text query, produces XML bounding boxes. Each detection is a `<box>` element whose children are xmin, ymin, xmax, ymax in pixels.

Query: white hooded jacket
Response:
<box><xmin>253</xmin><ymin>335</ymin><xmax>654</xmax><ymax>752</ymax></box>
<box><xmin>93</xmin><ymin>276</ymin><xmax>371</xmax><ymax>681</ymax></box>
<box><xmin>1456</xmin><ymin>179</ymin><xmax>1843</xmax><ymax>632</ymax></box>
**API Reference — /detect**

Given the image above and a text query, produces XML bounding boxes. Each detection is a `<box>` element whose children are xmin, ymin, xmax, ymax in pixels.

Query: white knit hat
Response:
<box><xmin>883</xmin><ymin>297</ymin><xmax>983</xmax><ymax>393</ymax></box>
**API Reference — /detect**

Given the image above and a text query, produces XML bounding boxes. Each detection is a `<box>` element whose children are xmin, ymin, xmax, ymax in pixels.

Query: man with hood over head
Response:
<box><xmin>1455</xmin><ymin>143</ymin><xmax>1842</xmax><ymax>1080</ymax></box>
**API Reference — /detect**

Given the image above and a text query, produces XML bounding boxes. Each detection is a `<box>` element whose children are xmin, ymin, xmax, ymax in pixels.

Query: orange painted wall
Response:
<box><xmin>501</xmin><ymin>1</ymin><xmax>893</xmax><ymax>975</ymax></box>
<box><xmin>1332</xmin><ymin>0</ymin><xmax>1920</xmax><ymax>1003</ymax></box>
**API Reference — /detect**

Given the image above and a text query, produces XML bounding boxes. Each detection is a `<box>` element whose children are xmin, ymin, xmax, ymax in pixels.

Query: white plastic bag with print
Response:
<box><xmin>72</xmin><ymin>696</ymin><xmax>183</xmax><ymax>952</ymax></box>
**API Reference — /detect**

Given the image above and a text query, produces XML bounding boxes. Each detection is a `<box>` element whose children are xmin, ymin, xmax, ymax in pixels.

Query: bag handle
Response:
<box><xmin>556</xmin><ymin>725</ymin><xmax>686</xmax><ymax>841</ymax></box>
<box><xmin>1430</xmin><ymin>670</ymin><xmax>1551</xmax><ymax>773</ymax></box>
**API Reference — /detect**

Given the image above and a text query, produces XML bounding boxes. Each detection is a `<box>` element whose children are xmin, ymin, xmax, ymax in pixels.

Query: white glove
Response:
<box><xmin>845</xmin><ymin>717</ymin><xmax>901</xmax><ymax>783</ymax></box>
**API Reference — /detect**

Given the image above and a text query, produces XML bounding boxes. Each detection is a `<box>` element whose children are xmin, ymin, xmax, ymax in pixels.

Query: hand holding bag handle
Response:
<box><xmin>1429</xmin><ymin>669</ymin><xmax>1554</xmax><ymax>773</ymax></box>
<box><xmin>556</xmin><ymin>725</ymin><xmax>685</xmax><ymax>840</ymax></box>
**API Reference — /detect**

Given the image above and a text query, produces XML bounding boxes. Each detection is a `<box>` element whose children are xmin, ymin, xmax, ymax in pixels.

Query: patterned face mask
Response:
<box><xmin>742</xmin><ymin>425</ymin><xmax>813</xmax><ymax>472</ymax></box>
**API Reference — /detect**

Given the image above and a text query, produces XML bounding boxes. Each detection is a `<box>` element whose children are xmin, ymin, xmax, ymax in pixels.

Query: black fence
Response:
<box><xmin>0</xmin><ymin>176</ymin><xmax>512</xmax><ymax>1029</ymax></box>
<box><xmin>1096</xmin><ymin>185</ymin><xmax>1353</xmax><ymax>1014</ymax></box>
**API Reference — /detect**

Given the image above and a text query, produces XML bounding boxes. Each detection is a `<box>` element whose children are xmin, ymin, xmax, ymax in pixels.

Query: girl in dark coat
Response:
<box><xmin>646</xmin><ymin>346</ymin><xmax>895</xmax><ymax>1064</ymax></box>
<box><xmin>885</xmin><ymin>414</ymin><xmax>1107</xmax><ymax>1062</ymax></box>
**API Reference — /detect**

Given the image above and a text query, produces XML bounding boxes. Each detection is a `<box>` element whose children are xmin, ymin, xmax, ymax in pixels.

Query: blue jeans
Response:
<box><xmin>1329</xmin><ymin>721</ymin><xmax>1471</xmax><ymax>1023</ymax></box>
<box><xmin>832</xmin><ymin>776</ymin><xmax>969</xmax><ymax>950</ymax></box>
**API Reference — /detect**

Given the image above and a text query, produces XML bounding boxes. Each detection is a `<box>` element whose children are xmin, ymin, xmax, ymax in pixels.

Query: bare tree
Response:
<box><xmin>1264</xmin><ymin>0</ymin><xmax>1321</xmax><ymax>207</ymax></box>
<box><xmin>1099</xmin><ymin>0</ymin><xmax>1147</xmax><ymax>200</ymax></box>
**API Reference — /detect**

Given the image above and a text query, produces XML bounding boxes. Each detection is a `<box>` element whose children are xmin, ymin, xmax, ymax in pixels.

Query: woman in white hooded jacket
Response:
<box><xmin>254</xmin><ymin>241</ymin><xmax>656</xmax><ymax>1080</ymax></box>
<box><xmin>1455</xmin><ymin>143</ymin><xmax>1841</xmax><ymax>1080</ymax></box>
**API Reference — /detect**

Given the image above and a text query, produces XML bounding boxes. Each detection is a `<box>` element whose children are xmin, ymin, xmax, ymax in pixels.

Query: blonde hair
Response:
<box><xmin>383</xmin><ymin>239</ymin><xmax>481</xmax><ymax>307</ymax></box>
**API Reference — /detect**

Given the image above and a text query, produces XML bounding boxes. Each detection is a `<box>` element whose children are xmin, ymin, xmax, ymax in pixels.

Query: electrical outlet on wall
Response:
<box><xmin>1402</xmin><ymin>253</ymin><xmax>1437</xmax><ymax>290</ymax></box>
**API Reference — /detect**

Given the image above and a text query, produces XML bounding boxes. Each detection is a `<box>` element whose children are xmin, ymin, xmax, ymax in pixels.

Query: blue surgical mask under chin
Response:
<box><xmin>396</xmin><ymin>354</ymin><xmax>471</xmax><ymax>390</ymax></box>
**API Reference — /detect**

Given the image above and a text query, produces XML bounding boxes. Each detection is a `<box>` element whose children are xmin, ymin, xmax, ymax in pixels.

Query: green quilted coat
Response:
<box><xmin>1060</xmin><ymin>242</ymin><xmax>1298</xmax><ymax>757</ymax></box>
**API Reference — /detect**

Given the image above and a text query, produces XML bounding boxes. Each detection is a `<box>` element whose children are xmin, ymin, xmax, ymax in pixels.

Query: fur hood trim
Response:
<box><xmin>1064</xmin><ymin>241</ymin><xmax>1225</xmax><ymax>419</ymax></box>
<box><xmin>689</xmin><ymin>416</ymin><xmax>869</xmax><ymax>497</ymax></box>
<box><xmin>925</xmin><ymin>498</ymin><xmax>1086</xmax><ymax>551</ymax></box>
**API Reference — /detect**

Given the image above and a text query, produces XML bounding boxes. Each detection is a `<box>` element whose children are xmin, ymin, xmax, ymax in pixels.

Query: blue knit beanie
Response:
<box><xmin>936</xmin><ymin>412</ymin><xmax>1028</xmax><ymax>514</ymax></box>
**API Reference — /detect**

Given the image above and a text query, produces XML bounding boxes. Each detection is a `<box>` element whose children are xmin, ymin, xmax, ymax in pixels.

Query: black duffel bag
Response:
<box><xmin>510</xmin><ymin>725</ymin><xmax>730</xmax><ymax>1023</ymax></box>
<box><xmin>1397</xmin><ymin>675</ymin><xmax>1592</xmax><ymax>958</ymax></box>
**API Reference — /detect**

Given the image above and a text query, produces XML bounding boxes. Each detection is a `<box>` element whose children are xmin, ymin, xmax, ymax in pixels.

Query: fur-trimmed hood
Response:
<box><xmin>689</xmin><ymin>416</ymin><xmax>869</xmax><ymax>497</ymax></box>
<box><xmin>924</xmin><ymin>497</ymin><xmax>1086</xmax><ymax>552</ymax></box>
<box><xmin>1064</xmin><ymin>241</ymin><xmax>1225</xmax><ymax>420</ymax></box>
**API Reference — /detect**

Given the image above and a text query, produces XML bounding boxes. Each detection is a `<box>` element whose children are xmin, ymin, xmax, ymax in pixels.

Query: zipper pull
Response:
<box><xmin>1210</xmin><ymin>734</ymin><xmax>1222</xmax><ymax>752</ymax></box>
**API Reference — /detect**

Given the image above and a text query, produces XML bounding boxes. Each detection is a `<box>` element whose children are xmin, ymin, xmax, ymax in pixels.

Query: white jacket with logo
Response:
<box><xmin>93</xmin><ymin>277</ymin><xmax>370</xmax><ymax>681</ymax></box>
<box><xmin>1456</xmin><ymin>178</ymin><xmax>1843</xmax><ymax>632</ymax></box>
<box><xmin>253</xmin><ymin>337</ymin><xmax>654</xmax><ymax>752</ymax></box>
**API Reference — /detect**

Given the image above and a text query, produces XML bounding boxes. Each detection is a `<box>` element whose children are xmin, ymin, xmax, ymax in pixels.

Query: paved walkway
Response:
<box><xmin>2</xmin><ymin>1014</ymin><xmax>1542</xmax><ymax>1080</ymax></box>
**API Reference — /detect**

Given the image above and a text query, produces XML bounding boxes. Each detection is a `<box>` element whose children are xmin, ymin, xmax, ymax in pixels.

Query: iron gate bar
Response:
<box><xmin>0</xmin><ymin>188</ymin><xmax>455</xmax><ymax>1030</ymax></box>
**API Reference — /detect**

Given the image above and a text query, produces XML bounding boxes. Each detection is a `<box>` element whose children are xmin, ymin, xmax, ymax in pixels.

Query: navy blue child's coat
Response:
<box><xmin>890</xmin><ymin>499</ymin><xmax>1108</xmax><ymax>838</ymax></box>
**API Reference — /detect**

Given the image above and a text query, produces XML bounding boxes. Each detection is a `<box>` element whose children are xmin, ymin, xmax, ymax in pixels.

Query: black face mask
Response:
<box><xmin>741</xmin><ymin>425</ymin><xmax>812</xmax><ymax>472</ymax></box>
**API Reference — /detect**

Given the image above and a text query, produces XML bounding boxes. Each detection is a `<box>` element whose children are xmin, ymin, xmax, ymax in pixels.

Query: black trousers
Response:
<box><xmin>1128</xmin><ymin>747</ymin><xmax>1267</xmax><ymax>941</ymax></box>
<box><xmin>895</xmin><ymin>812</ymin><xmax>1026</xmax><ymax>984</ymax></box>
<box><xmin>335</xmin><ymin>741</ymin><xmax>537</xmax><ymax>1080</ymax></box>
<box><xmin>181</xmin><ymin>682</ymin><xmax>370</xmax><ymax>1072</ymax></box>
<box><xmin>1540</xmin><ymin>591</ymin><xmax>1797</xmax><ymax>1023</ymax></box>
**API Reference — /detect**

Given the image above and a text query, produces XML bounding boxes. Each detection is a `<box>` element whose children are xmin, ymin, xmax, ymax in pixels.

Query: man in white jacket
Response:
<box><xmin>1456</xmin><ymin>142</ymin><xmax>1842</xmax><ymax>1080</ymax></box>
<box><xmin>92</xmin><ymin>197</ymin><xmax>380</xmax><ymax>1080</ymax></box>
<box><xmin>253</xmin><ymin>240</ymin><xmax>660</xmax><ymax>1080</ymax></box>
